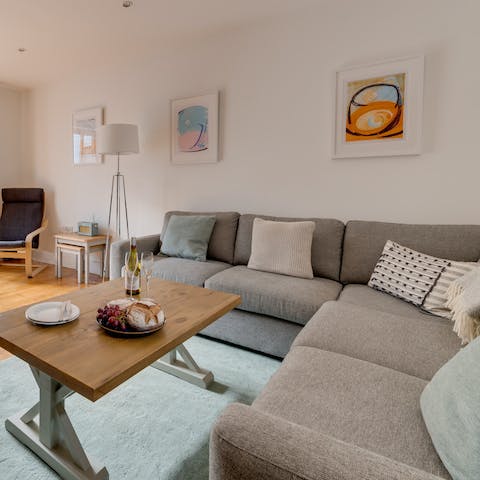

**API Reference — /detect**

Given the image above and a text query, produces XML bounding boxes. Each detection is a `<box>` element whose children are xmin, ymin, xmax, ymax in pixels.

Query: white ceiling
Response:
<box><xmin>0</xmin><ymin>0</ymin><xmax>316</xmax><ymax>89</ymax></box>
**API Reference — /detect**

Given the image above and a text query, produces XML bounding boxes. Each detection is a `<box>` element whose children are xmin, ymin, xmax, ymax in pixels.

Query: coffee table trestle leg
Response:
<box><xmin>151</xmin><ymin>343</ymin><xmax>214</xmax><ymax>389</ymax></box>
<box><xmin>5</xmin><ymin>367</ymin><xmax>108</xmax><ymax>480</ymax></box>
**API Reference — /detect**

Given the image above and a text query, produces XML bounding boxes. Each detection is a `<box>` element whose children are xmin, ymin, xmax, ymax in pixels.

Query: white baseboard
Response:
<box><xmin>33</xmin><ymin>249</ymin><xmax>55</xmax><ymax>265</ymax></box>
<box><xmin>33</xmin><ymin>249</ymin><xmax>104</xmax><ymax>276</ymax></box>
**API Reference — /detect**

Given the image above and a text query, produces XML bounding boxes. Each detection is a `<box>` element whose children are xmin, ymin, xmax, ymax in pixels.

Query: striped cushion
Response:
<box><xmin>368</xmin><ymin>241</ymin><xmax>449</xmax><ymax>307</ymax></box>
<box><xmin>422</xmin><ymin>261</ymin><xmax>479</xmax><ymax>318</ymax></box>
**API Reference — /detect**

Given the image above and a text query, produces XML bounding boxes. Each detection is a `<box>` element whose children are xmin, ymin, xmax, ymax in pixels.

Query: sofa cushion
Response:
<box><xmin>152</xmin><ymin>256</ymin><xmax>231</xmax><ymax>287</ymax></box>
<box><xmin>201</xmin><ymin>309</ymin><xmax>302</xmax><ymax>359</ymax></box>
<box><xmin>160</xmin><ymin>214</ymin><xmax>216</xmax><ymax>261</ymax></box>
<box><xmin>248</xmin><ymin>218</ymin><xmax>315</xmax><ymax>279</ymax></box>
<box><xmin>293</xmin><ymin>301</ymin><xmax>461</xmax><ymax>380</ymax></box>
<box><xmin>368</xmin><ymin>240</ymin><xmax>449</xmax><ymax>307</ymax></box>
<box><xmin>161</xmin><ymin>211</ymin><xmax>240</xmax><ymax>264</ymax></box>
<box><xmin>423</xmin><ymin>260</ymin><xmax>479</xmax><ymax>318</ymax></box>
<box><xmin>253</xmin><ymin>346</ymin><xmax>450</xmax><ymax>478</ymax></box>
<box><xmin>234</xmin><ymin>214</ymin><xmax>345</xmax><ymax>281</ymax></box>
<box><xmin>421</xmin><ymin>336</ymin><xmax>480</xmax><ymax>480</ymax></box>
<box><xmin>211</xmin><ymin>404</ymin><xmax>444</xmax><ymax>480</ymax></box>
<box><xmin>339</xmin><ymin>284</ymin><xmax>441</xmax><ymax>321</ymax></box>
<box><xmin>341</xmin><ymin>221</ymin><xmax>480</xmax><ymax>284</ymax></box>
<box><xmin>205</xmin><ymin>265</ymin><xmax>342</xmax><ymax>325</ymax></box>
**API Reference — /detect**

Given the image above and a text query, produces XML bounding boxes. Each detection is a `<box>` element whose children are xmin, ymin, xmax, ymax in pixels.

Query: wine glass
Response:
<box><xmin>124</xmin><ymin>251</ymin><xmax>139</xmax><ymax>301</ymax></box>
<box><xmin>141</xmin><ymin>251</ymin><xmax>154</xmax><ymax>300</ymax></box>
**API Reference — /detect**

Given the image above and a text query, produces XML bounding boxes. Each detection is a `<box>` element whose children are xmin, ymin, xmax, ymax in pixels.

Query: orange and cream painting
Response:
<box><xmin>345</xmin><ymin>73</ymin><xmax>405</xmax><ymax>142</ymax></box>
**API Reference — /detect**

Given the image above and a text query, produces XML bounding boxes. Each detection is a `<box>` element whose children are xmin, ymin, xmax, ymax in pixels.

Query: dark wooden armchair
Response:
<box><xmin>0</xmin><ymin>188</ymin><xmax>48</xmax><ymax>278</ymax></box>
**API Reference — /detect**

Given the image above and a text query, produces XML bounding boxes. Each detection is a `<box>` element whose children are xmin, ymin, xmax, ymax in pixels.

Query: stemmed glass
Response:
<box><xmin>124</xmin><ymin>251</ymin><xmax>139</xmax><ymax>301</ymax></box>
<box><xmin>141</xmin><ymin>251</ymin><xmax>154</xmax><ymax>300</ymax></box>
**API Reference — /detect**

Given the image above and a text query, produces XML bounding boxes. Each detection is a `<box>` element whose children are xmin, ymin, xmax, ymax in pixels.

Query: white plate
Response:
<box><xmin>25</xmin><ymin>302</ymin><xmax>80</xmax><ymax>326</ymax></box>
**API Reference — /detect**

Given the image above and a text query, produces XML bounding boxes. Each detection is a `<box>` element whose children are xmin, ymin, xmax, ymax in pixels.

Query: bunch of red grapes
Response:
<box><xmin>97</xmin><ymin>304</ymin><xmax>130</xmax><ymax>332</ymax></box>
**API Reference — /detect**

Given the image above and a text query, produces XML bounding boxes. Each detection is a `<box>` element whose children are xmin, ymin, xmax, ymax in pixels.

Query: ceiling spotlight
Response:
<box><xmin>18</xmin><ymin>47</ymin><xmax>26</xmax><ymax>53</ymax></box>
<box><xmin>122</xmin><ymin>0</ymin><xmax>133</xmax><ymax>7</ymax></box>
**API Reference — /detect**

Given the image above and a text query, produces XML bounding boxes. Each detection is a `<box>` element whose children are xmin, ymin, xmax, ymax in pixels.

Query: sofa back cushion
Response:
<box><xmin>161</xmin><ymin>211</ymin><xmax>240</xmax><ymax>264</ymax></box>
<box><xmin>234</xmin><ymin>214</ymin><xmax>345</xmax><ymax>281</ymax></box>
<box><xmin>341</xmin><ymin>220</ymin><xmax>480</xmax><ymax>284</ymax></box>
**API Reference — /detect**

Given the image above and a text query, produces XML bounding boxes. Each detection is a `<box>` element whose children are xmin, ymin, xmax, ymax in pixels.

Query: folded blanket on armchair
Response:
<box><xmin>446</xmin><ymin>268</ymin><xmax>480</xmax><ymax>344</ymax></box>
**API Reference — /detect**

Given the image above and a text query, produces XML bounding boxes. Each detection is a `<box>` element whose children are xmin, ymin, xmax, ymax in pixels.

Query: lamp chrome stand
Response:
<box><xmin>102</xmin><ymin>154</ymin><xmax>130</xmax><ymax>281</ymax></box>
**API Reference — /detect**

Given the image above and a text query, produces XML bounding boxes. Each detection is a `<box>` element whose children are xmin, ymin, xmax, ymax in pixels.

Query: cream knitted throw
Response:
<box><xmin>446</xmin><ymin>268</ymin><xmax>480</xmax><ymax>344</ymax></box>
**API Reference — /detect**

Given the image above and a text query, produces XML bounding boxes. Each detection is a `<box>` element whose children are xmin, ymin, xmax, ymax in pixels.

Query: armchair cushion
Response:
<box><xmin>0</xmin><ymin>240</ymin><xmax>25</xmax><ymax>249</ymax></box>
<box><xmin>0</xmin><ymin>188</ymin><xmax>44</xmax><ymax>248</ymax></box>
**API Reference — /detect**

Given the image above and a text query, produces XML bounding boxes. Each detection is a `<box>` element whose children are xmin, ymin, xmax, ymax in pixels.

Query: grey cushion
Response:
<box><xmin>341</xmin><ymin>221</ymin><xmax>480</xmax><ymax>284</ymax></box>
<box><xmin>151</xmin><ymin>256</ymin><xmax>231</xmax><ymax>287</ymax></box>
<box><xmin>0</xmin><ymin>240</ymin><xmax>25</xmax><ymax>248</ymax></box>
<box><xmin>421</xmin><ymin>336</ymin><xmax>480</xmax><ymax>480</ymax></box>
<box><xmin>205</xmin><ymin>265</ymin><xmax>342</xmax><ymax>325</ymax></box>
<box><xmin>211</xmin><ymin>403</ymin><xmax>446</xmax><ymax>480</ymax></box>
<box><xmin>253</xmin><ymin>346</ymin><xmax>450</xmax><ymax>478</ymax></box>
<box><xmin>200</xmin><ymin>309</ymin><xmax>302</xmax><ymax>358</ymax></box>
<box><xmin>0</xmin><ymin>188</ymin><xmax>44</xmax><ymax>249</ymax></box>
<box><xmin>234</xmin><ymin>214</ymin><xmax>345</xmax><ymax>281</ymax></box>
<box><xmin>339</xmin><ymin>284</ymin><xmax>443</xmax><ymax>321</ymax></box>
<box><xmin>293</xmin><ymin>301</ymin><xmax>461</xmax><ymax>380</ymax></box>
<box><xmin>160</xmin><ymin>214</ymin><xmax>216</xmax><ymax>261</ymax></box>
<box><xmin>161</xmin><ymin>211</ymin><xmax>239</xmax><ymax>264</ymax></box>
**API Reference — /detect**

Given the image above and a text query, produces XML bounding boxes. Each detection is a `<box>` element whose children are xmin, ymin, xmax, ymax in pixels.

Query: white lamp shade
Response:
<box><xmin>96</xmin><ymin>124</ymin><xmax>139</xmax><ymax>155</ymax></box>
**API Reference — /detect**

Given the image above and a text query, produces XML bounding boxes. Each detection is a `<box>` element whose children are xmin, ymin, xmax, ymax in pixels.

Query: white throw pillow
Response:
<box><xmin>368</xmin><ymin>240</ymin><xmax>449</xmax><ymax>307</ymax></box>
<box><xmin>247</xmin><ymin>218</ymin><xmax>315</xmax><ymax>279</ymax></box>
<box><xmin>422</xmin><ymin>261</ymin><xmax>479</xmax><ymax>318</ymax></box>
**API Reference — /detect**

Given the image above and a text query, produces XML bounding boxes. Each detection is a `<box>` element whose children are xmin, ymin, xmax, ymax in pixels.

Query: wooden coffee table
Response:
<box><xmin>0</xmin><ymin>278</ymin><xmax>240</xmax><ymax>480</ymax></box>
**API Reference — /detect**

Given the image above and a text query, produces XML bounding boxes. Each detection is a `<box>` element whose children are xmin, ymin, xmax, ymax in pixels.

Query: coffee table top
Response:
<box><xmin>0</xmin><ymin>278</ymin><xmax>240</xmax><ymax>401</ymax></box>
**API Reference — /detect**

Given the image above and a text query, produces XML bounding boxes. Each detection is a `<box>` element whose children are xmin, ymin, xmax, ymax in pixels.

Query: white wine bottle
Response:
<box><xmin>125</xmin><ymin>237</ymin><xmax>141</xmax><ymax>296</ymax></box>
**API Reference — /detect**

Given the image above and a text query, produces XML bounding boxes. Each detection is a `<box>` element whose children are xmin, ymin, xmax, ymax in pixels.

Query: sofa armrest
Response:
<box><xmin>109</xmin><ymin>234</ymin><xmax>161</xmax><ymax>279</ymax></box>
<box><xmin>210</xmin><ymin>404</ymin><xmax>443</xmax><ymax>480</ymax></box>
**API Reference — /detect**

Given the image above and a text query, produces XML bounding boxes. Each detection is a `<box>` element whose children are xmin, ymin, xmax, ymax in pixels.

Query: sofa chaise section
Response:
<box><xmin>210</xmin><ymin>219</ymin><xmax>480</xmax><ymax>480</ymax></box>
<box><xmin>211</xmin><ymin>347</ymin><xmax>450</xmax><ymax>480</ymax></box>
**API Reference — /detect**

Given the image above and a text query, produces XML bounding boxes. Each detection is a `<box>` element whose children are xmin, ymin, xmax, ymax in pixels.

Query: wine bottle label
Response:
<box><xmin>125</xmin><ymin>271</ymin><xmax>140</xmax><ymax>292</ymax></box>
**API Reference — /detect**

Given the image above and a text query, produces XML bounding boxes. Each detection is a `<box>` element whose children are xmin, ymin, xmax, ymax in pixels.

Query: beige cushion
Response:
<box><xmin>247</xmin><ymin>218</ymin><xmax>315</xmax><ymax>279</ymax></box>
<box><xmin>422</xmin><ymin>261</ymin><xmax>479</xmax><ymax>318</ymax></box>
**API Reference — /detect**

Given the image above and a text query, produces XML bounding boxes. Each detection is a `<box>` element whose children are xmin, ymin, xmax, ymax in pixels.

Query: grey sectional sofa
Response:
<box><xmin>110</xmin><ymin>211</ymin><xmax>480</xmax><ymax>480</ymax></box>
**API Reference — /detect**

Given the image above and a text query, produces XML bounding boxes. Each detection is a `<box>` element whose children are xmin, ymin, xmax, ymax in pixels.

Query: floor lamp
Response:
<box><xmin>96</xmin><ymin>123</ymin><xmax>139</xmax><ymax>280</ymax></box>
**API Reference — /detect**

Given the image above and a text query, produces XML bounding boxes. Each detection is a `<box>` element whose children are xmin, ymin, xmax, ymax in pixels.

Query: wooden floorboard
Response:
<box><xmin>0</xmin><ymin>263</ymin><xmax>101</xmax><ymax>361</ymax></box>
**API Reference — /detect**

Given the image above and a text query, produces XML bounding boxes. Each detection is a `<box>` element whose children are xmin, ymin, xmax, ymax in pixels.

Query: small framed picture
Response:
<box><xmin>171</xmin><ymin>92</ymin><xmax>219</xmax><ymax>164</ymax></box>
<box><xmin>72</xmin><ymin>107</ymin><xmax>104</xmax><ymax>165</ymax></box>
<box><xmin>333</xmin><ymin>56</ymin><xmax>424</xmax><ymax>158</ymax></box>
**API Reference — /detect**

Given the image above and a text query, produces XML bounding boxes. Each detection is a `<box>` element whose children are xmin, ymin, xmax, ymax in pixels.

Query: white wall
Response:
<box><xmin>0</xmin><ymin>86</ymin><xmax>23</xmax><ymax>186</ymax></box>
<box><xmin>23</xmin><ymin>0</ymin><xmax>480</xmax><ymax>265</ymax></box>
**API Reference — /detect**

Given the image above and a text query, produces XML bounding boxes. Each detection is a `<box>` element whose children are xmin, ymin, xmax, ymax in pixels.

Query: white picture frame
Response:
<box><xmin>72</xmin><ymin>107</ymin><xmax>104</xmax><ymax>165</ymax></box>
<box><xmin>171</xmin><ymin>92</ymin><xmax>219</xmax><ymax>164</ymax></box>
<box><xmin>333</xmin><ymin>55</ymin><xmax>424</xmax><ymax>158</ymax></box>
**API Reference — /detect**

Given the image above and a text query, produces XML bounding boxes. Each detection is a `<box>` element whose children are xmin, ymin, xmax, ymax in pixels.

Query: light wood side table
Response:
<box><xmin>54</xmin><ymin>233</ymin><xmax>107</xmax><ymax>285</ymax></box>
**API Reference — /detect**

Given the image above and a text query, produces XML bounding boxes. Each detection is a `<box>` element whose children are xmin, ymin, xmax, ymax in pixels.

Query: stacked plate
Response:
<box><xmin>25</xmin><ymin>301</ymin><xmax>80</xmax><ymax>326</ymax></box>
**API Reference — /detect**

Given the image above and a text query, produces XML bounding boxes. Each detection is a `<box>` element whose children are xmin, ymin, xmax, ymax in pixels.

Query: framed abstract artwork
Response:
<box><xmin>72</xmin><ymin>107</ymin><xmax>104</xmax><ymax>165</ymax></box>
<box><xmin>333</xmin><ymin>56</ymin><xmax>424</xmax><ymax>158</ymax></box>
<box><xmin>171</xmin><ymin>92</ymin><xmax>219</xmax><ymax>164</ymax></box>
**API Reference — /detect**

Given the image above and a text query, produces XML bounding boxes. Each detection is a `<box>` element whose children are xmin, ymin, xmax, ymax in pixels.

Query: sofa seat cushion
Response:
<box><xmin>152</xmin><ymin>256</ymin><xmax>231</xmax><ymax>287</ymax></box>
<box><xmin>253</xmin><ymin>346</ymin><xmax>450</xmax><ymax>478</ymax></box>
<box><xmin>205</xmin><ymin>265</ymin><xmax>342</xmax><ymax>325</ymax></box>
<box><xmin>339</xmin><ymin>284</ymin><xmax>441</xmax><ymax>321</ymax></box>
<box><xmin>293</xmin><ymin>301</ymin><xmax>461</xmax><ymax>380</ymax></box>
